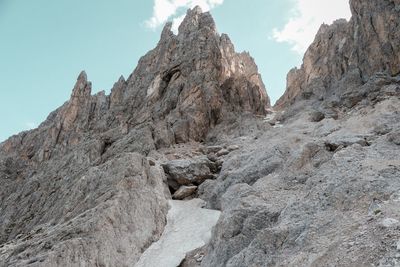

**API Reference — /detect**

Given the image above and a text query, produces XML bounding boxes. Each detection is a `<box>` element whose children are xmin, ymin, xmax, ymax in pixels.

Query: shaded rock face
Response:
<box><xmin>0</xmin><ymin>6</ymin><xmax>269</xmax><ymax>267</ymax></box>
<box><xmin>0</xmin><ymin>153</ymin><xmax>168</xmax><ymax>266</ymax></box>
<box><xmin>275</xmin><ymin>0</ymin><xmax>400</xmax><ymax>110</ymax></box>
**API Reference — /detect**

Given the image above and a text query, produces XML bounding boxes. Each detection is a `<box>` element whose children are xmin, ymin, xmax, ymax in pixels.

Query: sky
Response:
<box><xmin>0</xmin><ymin>0</ymin><xmax>351</xmax><ymax>142</ymax></box>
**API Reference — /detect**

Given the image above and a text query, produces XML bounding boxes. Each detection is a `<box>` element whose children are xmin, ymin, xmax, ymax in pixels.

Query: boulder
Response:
<box><xmin>162</xmin><ymin>156</ymin><xmax>216</xmax><ymax>190</ymax></box>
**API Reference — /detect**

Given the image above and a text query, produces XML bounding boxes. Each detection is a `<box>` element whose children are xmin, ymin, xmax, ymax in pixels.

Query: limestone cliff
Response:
<box><xmin>0</xmin><ymin>6</ymin><xmax>269</xmax><ymax>267</ymax></box>
<box><xmin>275</xmin><ymin>0</ymin><xmax>400</xmax><ymax>111</ymax></box>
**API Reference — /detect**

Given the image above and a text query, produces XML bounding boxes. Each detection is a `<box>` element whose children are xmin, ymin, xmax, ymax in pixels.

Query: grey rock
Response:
<box><xmin>275</xmin><ymin>0</ymin><xmax>400</xmax><ymax>113</ymax></box>
<box><xmin>0</xmin><ymin>153</ymin><xmax>168</xmax><ymax>267</ymax></box>
<box><xmin>162</xmin><ymin>156</ymin><xmax>215</xmax><ymax>189</ymax></box>
<box><xmin>388</xmin><ymin>130</ymin><xmax>400</xmax><ymax>145</ymax></box>
<box><xmin>216</xmin><ymin>149</ymin><xmax>229</xmax><ymax>157</ymax></box>
<box><xmin>226</xmin><ymin>145</ymin><xmax>240</xmax><ymax>152</ymax></box>
<box><xmin>309</xmin><ymin>110</ymin><xmax>325</xmax><ymax>122</ymax></box>
<box><xmin>201</xmin><ymin>97</ymin><xmax>400</xmax><ymax>267</ymax></box>
<box><xmin>206</xmin><ymin>146</ymin><xmax>223</xmax><ymax>154</ymax></box>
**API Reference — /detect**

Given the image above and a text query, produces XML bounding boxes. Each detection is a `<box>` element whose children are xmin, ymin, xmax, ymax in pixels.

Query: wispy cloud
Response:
<box><xmin>145</xmin><ymin>0</ymin><xmax>223</xmax><ymax>33</ymax></box>
<box><xmin>272</xmin><ymin>0</ymin><xmax>351</xmax><ymax>54</ymax></box>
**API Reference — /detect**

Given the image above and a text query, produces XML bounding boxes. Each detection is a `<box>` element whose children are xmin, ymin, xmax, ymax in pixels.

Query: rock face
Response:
<box><xmin>0</xmin><ymin>153</ymin><xmax>168</xmax><ymax>266</ymax></box>
<box><xmin>1</xmin><ymin>1</ymin><xmax>400</xmax><ymax>267</ymax></box>
<box><xmin>275</xmin><ymin>0</ymin><xmax>400</xmax><ymax>111</ymax></box>
<box><xmin>115</xmin><ymin>6</ymin><xmax>269</xmax><ymax>146</ymax></box>
<box><xmin>200</xmin><ymin>96</ymin><xmax>400</xmax><ymax>267</ymax></box>
<box><xmin>0</xmin><ymin>6</ymin><xmax>268</xmax><ymax>267</ymax></box>
<box><xmin>196</xmin><ymin>1</ymin><xmax>400</xmax><ymax>266</ymax></box>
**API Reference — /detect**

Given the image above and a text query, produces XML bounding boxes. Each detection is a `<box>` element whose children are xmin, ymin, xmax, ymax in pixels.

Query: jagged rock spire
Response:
<box><xmin>71</xmin><ymin>70</ymin><xmax>91</xmax><ymax>98</ymax></box>
<box><xmin>177</xmin><ymin>5</ymin><xmax>217</xmax><ymax>36</ymax></box>
<box><xmin>276</xmin><ymin>0</ymin><xmax>400</xmax><ymax>110</ymax></box>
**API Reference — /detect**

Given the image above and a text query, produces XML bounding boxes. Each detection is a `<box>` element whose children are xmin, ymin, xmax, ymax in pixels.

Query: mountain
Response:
<box><xmin>1</xmin><ymin>1</ymin><xmax>400</xmax><ymax>266</ymax></box>
<box><xmin>0</xmin><ymin>6</ymin><xmax>268</xmax><ymax>267</ymax></box>
<box><xmin>275</xmin><ymin>0</ymin><xmax>400</xmax><ymax>111</ymax></box>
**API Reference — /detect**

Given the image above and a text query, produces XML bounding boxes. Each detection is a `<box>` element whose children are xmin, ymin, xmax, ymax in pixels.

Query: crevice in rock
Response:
<box><xmin>159</xmin><ymin>65</ymin><xmax>182</xmax><ymax>97</ymax></box>
<box><xmin>100</xmin><ymin>139</ymin><xmax>114</xmax><ymax>156</ymax></box>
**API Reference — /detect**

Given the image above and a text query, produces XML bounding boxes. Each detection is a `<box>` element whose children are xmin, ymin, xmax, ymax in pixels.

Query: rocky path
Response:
<box><xmin>134</xmin><ymin>199</ymin><xmax>220</xmax><ymax>267</ymax></box>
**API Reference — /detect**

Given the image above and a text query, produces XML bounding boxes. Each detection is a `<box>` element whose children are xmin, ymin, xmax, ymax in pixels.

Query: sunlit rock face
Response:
<box><xmin>275</xmin><ymin>0</ymin><xmax>400</xmax><ymax>111</ymax></box>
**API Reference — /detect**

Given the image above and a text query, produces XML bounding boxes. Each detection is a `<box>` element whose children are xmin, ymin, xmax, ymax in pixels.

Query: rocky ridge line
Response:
<box><xmin>0</xmin><ymin>6</ymin><xmax>269</xmax><ymax>267</ymax></box>
<box><xmin>275</xmin><ymin>0</ymin><xmax>400</xmax><ymax>115</ymax></box>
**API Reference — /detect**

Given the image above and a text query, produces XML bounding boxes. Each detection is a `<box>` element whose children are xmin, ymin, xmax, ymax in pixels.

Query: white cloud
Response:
<box><xmin>272</xmin><ymin>0</ymin><xmax>351</xmax><ymax>54</ymax></box>
<box><xmin>171</xmin><ymin>14</ymin><xmax>186</xmax><ymax>33</ymax></box>
<box><xmin>146</xmin><ymin>0</ymin><xmax>223</xmax><ymax>33</ymax></box>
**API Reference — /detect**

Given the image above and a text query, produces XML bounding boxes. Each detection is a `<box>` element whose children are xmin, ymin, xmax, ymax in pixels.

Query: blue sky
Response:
<box><xmin>0</xmin><ymin>0</ymin><xmax>351</xmax><ymax>142</ymax></box>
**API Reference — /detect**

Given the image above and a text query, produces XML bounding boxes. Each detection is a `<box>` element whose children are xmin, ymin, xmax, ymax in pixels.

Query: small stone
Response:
<box><xmin>227</xmin><ymin>145</ymin><xmax>240</xmax><ymax>152</ymax></box>
<box><xmin>309</xmin><ymin>110</ymin><xmax>325</xmax><ymax>122</ymax></box>
<box><xmin>207</xmin><ymin>146</ymin><xmax>223</xmax><ymax>154</ymax></box>
<box><xmin>148</xmin><ymin>158</ymin><xmax>156</xmax><ymax>166</ymax></box>
<box><xmin>380</xmin><ymin>218</ymin><xmax>399</xmax><ymax>228</ymax></box>
<box><xmin>388</xmin><ymin>130</ymin><xmax>400</xmax><ymax>145</ymax></box>
<box><xmin>215</xmin><ymin>159</ymin><xmax>224</xmax><ymax>167</ymax></box>
<box><xmin>207</xmin><ymin>153</ymin><xmax>218</xmax><ymax>162</ymax></box>
<box><xmin>196</xmin><ymin>254</ymin><xmax>204</xmax><ymax>262</ymax></box>
<box><xmin>216</xmin><ymin>149</ymin><xmax>229</xmax><ymax>157</ymax></box>
<box><xmin>172</xmin><ymin>186</ymin><xmax>198</xmax><ymax>200</ymax></box>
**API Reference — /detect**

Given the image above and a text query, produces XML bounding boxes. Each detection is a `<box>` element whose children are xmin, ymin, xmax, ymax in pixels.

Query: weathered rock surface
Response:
<box><xmin>1</xmin><ymin>1</ymin><xmax>400</xmax><ymax>266</ymax></box>
<box><xmin>200</xmin><ymin>97</ymin><xmax>400</xmax><ymax>267</ymax></box>
<box><xmin>0</xmin><ymin>153</ymin><xmax>168</xmax><ymax>266</ymax></box>
<box><xmin>275</xmin><ymin>0</ymin><xmax>400</xmax><ymax>112</ymax></box>
<box><xmin>197</xmin><ymin>0</ymin><xmax>400</xmax><ymax>266</ymax></box>
<box><xmin>0</xmin><ymin>6</ymin><xmax>268</xmax><ymax>267</ymax></box>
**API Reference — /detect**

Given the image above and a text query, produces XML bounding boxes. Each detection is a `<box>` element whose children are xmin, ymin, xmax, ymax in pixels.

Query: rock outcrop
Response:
<box><xmin>0</xmin><ymin>153</ymin><xmax>168</xmax><ymax>266</ymax></box>
<box><xmin>275</xmin><ymin>0</ymin><xmax>400</xmax><ymax>112</ymax></box>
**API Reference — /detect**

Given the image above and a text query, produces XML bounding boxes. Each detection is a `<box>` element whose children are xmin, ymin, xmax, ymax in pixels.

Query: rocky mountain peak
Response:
<box><xmin>275</xmin><ymin>0</ymin><xmax>400</xmax><ymax>113</ymax></box>
<box><xmin>72</xmin><ymin>71</ymin><xmax>90</xmax><ymax>94</ymax></box>
<box><xmin>104</xmin><ymin>6</ymin><xmax>270</xmax><ymax>145</ymax></box>
<box><xmin>177</xmin><ymin>6</ymin><xmax>217</xmax><ymax>36</ymax></box>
